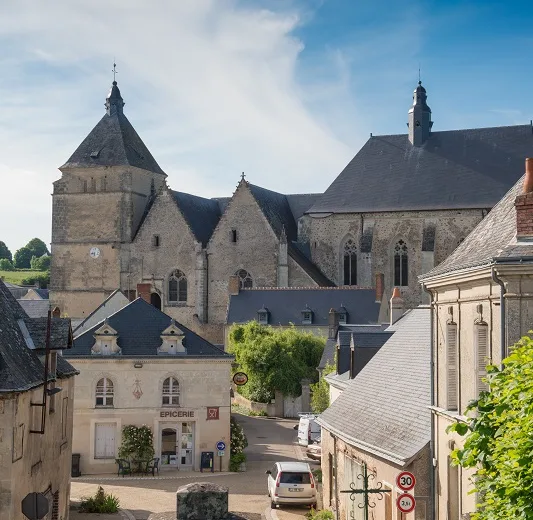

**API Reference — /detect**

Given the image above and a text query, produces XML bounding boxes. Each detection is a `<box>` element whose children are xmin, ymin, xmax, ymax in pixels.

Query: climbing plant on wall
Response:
<box><xmin>118</xmin><ymin>425</ymin><xmax>155</xmax><ymax>461</ymax></box>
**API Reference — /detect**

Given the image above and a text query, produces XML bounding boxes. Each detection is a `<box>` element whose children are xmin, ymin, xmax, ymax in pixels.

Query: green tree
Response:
<box><xmin>25</xmin><ymin>238</ymin><xmax>49</xmax><ymax>258</ymax></box>
<box><xmin>14</xmin><ymin>247</ymin><xmax>33</xmax><ymax>269</ymax></box>
<box><xmin>0</xmin><ymin>241</ymin><xmax>12</xmax><ymax>261</ymax></box>
<box><xmin>21</xmin><ymin>272</ymin><xmax>50</xmax><ymax>288</ymax></box>
<box><xmin>0</xmin><ymin>258</ymin><xmax>14</xmax><ymax>271</ymax></box>
<box><xmin>30</xmin><ymin>255</ymin><xmax>51</xmax><ymax>271</ymax></box>
<box><xmin>448</xmin><ymin>334</ymin><xmax>533</xmax><ymax>519</ymax></box>
<box><xmin>228</xmin><ymin>322</ymin><xmax>325</xmax><ymax>403</ymax></box>
<box><xmin>310</xmin><ymin>361</ymin><xmax>335</xmax><ymax>413</ymax></box>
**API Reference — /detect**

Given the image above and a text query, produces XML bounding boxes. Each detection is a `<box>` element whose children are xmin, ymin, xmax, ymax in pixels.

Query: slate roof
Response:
<box><xmin>61</xmin><ymin>83</ymin><xmax>165</xmax><ymax>175</ymax></box>
<box><xmin>309</xmin><ymin>125</ymin><xmax>533</xmax><ymax>214</ymax></box>
<box><xmin>172</xmin><ymin>191</ymin><xmax>222</xmax><ymax>246</ymax></box>
<box><xmin>227</xmin><ymin>288</ymin><xmax>380</xmax><ymax>327</ymax></box>
<box><xmin>421</xmin><ymin>174</ymin><xmax>525</xmax><ymax>279</ymax></box>
<box><xmin>317</xmin><ymin>307</ymin><xmax>431</xmax><ymax>465</ymax></box>
<box><xmin>25</xmin><ymin>318</ymin><xmax>73</xmax><ymax>350</ymax></box>
<box><xmin>68</xmin><ymin>298</ymin><xmax>233</xmax><ymax>358</ymax></box>
<box><xmin>17</xmin><ymin>299</ymin><xmax>50</xmax><ymax>318</ymax></box>
<box><xmin>0</xmin><ymin>280</ymin><xmax>77</xmax><ymax>393</ymax></box>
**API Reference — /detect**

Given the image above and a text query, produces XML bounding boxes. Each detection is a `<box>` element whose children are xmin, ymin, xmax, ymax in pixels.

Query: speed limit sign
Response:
<box><xmin>396</xmin><ymin>471</ymin><xmax>416</xmax><ymax>491</ymax></box>
<box><xmin>396</xmin><ymin>493</ymin><xmax>416</xmax><ymax>514</ymax></box>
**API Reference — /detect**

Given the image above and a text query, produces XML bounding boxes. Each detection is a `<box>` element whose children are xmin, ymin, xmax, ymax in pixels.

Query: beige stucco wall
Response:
<box><xmin>0</xmin><ymin>375</ymin><xmax>75</xmax><ymax>520</ymax></box>
<box><xmin>320</xmin><ymin>429</ymin><xmax>430</xmax><ymax>520</ymax></box>
<box><xmin>68</xmin><ymin>357</ymin><xmax>232</xmax><ymax>474</ymax></box>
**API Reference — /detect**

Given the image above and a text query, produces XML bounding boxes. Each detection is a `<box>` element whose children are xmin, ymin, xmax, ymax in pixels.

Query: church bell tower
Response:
<box><xmin>50</xmin><ymin>79</ymin><xmax>166</xmax><ymax>319</ymax></box>
<box><xmin>408</xmin><ymin>81</ymin><xmax>433</xmax><ymax>146</ymax></box>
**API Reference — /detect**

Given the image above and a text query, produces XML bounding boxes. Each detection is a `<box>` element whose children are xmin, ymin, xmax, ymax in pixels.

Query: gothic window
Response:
<box><xmin>394</xmin><ymin>240</ymin><xmax>409</xmax><ymax>286</ymax></box>
<box><xmin>168</xmin><ymin>270</ymin><xmax>187</xmax><ymax>303</ymax></box>
<box><xmin>343</xmin><ymin>239</ymin><xmax>357</xmax><ymax>286</ymax></box>
<box><xmin>95</xmin><ymin>378</ymin><xmax>114</xmax><ymax>407</ymax></box>
<box><xmin>162</xmin><ymin>377</ymin><xmax>180</xmax><ymax>406</ymax></box>
<box><xmin>236</xmin><ymin>269</ymin><xmax>253</xmax><ymax>289</ymax></box>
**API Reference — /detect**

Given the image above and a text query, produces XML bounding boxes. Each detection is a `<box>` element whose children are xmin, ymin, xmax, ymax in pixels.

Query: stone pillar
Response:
<box><xmin>301</xmin><ymin>379</ymin><xmax>311</xmax><ymax>413</ymax></box>
<box><xmin>277</xmin><ymin>227</ymin><xmax>289</xmax><ymax>287</ymax></box>
<box><xmin>195</xmin><ymin>245</ymin><xmax>207</xmax><ymax>323</ymax></box>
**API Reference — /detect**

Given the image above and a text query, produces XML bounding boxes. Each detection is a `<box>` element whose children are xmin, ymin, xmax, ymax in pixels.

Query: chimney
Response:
<box><xmin>390</xmin><ymin>287</ymin><xmax>404</xmax><ymax>325</ymax></box>
<box><xmin>228</xmin><ymin>275</ymin><xmax>240</xmax><ymax>296</ymax></box>
<box><xmin>52</xmin><ymin>306</ymin><xmax>61</xmax><ymax>318</ymax></box>
<box><xmin>328</xmin><ymin>308</ymin><xmax>340</xmax><ymax>339</ymax></box>
<box><xmin>335</xmin><ymin>343</ymin><xmax>340</xmax><ymax>375</ymax></box>
<box><xmin>349</xmin><ymin>336</ymin><xmax>356</xmax><ymax>379</ymax></box>
<box><xmin>136</xmin><ymin>283</ymin><xmax>151</xmax><ymax>303</ymax></box>
<box><xmin>515</xmin><ymin>158</ymin><xmax>533</xmax><ymax>239</ymax></box>
<box><xmin>375</xmin><ymin>273</ymin><xmax>384</xmax><ymax>303</ymax></box>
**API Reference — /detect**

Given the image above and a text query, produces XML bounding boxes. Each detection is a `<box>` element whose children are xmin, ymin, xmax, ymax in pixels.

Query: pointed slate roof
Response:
<box><xmin>61</xmin><ymin>82</ymin><xmax>165</xmax><ymax>175</ymax></box>
<box><xmin>317</xmin><ymin>307</ymin><xmax>431</xmax><ymax>465</ymax></box>
<box><xmin>69</xmin><ymin>298</ymin><xmax>233</xmax><ymax>358</ymax></box>
<box><xmin>309</xmin><ymin>125</ymin><xmax>533</xmax><ymax>214</ymax></box>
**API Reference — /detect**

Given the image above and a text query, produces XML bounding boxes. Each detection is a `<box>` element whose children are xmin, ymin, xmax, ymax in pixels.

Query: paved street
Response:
<box><xmin>71</xmin><ymin>414</ymin><xmax>320</xmax><ymax>520</ymax></box>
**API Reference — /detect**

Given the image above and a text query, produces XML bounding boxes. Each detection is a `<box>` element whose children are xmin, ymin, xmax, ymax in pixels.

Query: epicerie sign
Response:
<box><xmin>159</xmin><ymin>410</ymin><xmax>195</xmax><ymax>418</ymax></box>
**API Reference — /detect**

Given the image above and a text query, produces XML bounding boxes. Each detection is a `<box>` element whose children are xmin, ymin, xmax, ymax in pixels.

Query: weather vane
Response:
<box><xmin>112</xmin><ymin>60</ymin><xmax>118</xmax><ymax>82</ymax></box>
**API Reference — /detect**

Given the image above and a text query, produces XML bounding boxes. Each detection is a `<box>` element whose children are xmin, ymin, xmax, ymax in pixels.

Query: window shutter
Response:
<box><xmin>476</xmin><ymin>325</ymin><xmax>489</xmax><ymax>393</ymax></box>
<box><xmin>446</xmin><ymin>324</ymin><xmax>458</xmax><ymax>410</ymax></box>
<box><xmin>95</xmin><ymin>424</ymin><xmax>115</xmax><ymax>459</ymax></box>
<box><xmin>105</xmin><ymin>425</ymin><xmax>116</xmax><ymax>458</ymax></box>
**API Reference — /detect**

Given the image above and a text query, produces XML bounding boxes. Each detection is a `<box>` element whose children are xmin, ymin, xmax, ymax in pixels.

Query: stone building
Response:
<box><xmin>50</xmin><ymin>79</ymin><xmax>532</xmax><ymax>343</ymax></box>
<box><xmin>64</xmin><ymin>297</ymin><xmax>233</xmax><ymax>474</ymax></box>
<box><xmin>0</xmin><ymin>280</ymin><xmax>77</xmax><ymax>520</ymax></box>
<box><xmin>420</xmin><ymin>159</ymin><xmax>533</xmax><ymax>519</ymax></box>
<box><xmin>317</xmin><ymin>307</ymin><xmax>431</xmax><ymax>520</ymax></box>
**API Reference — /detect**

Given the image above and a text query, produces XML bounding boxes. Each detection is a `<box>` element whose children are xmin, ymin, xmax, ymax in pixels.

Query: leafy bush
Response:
<box><xmin>0</xmin><ymin>258</ymin><xmax>14</xmax><ymax>271</ymax></box>
<box><xmin>21</xmin><ymin>272</ymin><xmax>50</xmax><ymax>288</ymax></box>
<box><xmin>30</xmin><ymin>254</ymin><xmax>51</xmax><ymax>270</ymax></box>
<box><xmin>79</xmin><ymin>486</ymin><xmax>120</xmax><ymax>514</ymax></box>
<box><xmin>229</xmin><ymin>452</ymin><xmax>246</xmax><ymax>471</ymax></box>
<box><xmin>448</xmin><ymin>333</ymin><xmax>533</xmax><ymax>519</ymax></box>
<box><xmin>311</xmin><ymin>361</ymin><xmax>335</xmax><ymax>413</ymax></box>
<box><xmin>249</xmin><ymin>410</ymin><xmax>267</xmax><ymax>417</ymax></box>
<box><xmin>312</xmin><ymin>468</ymin><xmax>322</xmax><ymax>483</ymax></box>
<box><xmin>305</xmin><ymin>508</ymin><xmax>333</xmax><ymax>520</ymax></box>
<box><xmin>118</xmin><ymin>425</ymin><xmax>155</xmax><ymax>461</ymax></box>
<box><xmin>229</xmin><ymin>416</ymin><xmax>248</xmax><ymax>471</ymax></box>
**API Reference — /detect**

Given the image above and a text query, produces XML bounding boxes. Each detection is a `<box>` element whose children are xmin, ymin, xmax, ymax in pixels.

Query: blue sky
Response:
<box><xmin>0</xmin><ymin>0</ymin><xmax>532</xmax><ymax>253</ymax></box>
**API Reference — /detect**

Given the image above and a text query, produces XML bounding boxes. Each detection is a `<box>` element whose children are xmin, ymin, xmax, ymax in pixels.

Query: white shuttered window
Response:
<box><xmin>95</xmin><ymin>423</ymin><xmax>116</xmax><ymax>459</ymax></box>
<box><xmin>446</xmin><ymin>323</ymin><xmax>458</xmax><ymax>410</ymax></box>
<box><xmin>475</xmin><ymin>324</ymin><xmax>489</xmax><ymax>394</ymax></box>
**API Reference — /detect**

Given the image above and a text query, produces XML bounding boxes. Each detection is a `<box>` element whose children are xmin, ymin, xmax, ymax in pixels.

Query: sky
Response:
<box><xmin>1</xmin><ymin>0</ymin><xmax>533</xmax><ymax>253</ymax></box>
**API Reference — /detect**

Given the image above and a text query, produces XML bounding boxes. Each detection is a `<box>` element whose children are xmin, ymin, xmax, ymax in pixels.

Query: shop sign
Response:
<box><xmin>233</xmin><ymin>372</ymin><xmax>248</xmax><ymax>386</ymax></box>
<box><xmin>207</xmin><ymin>407</ymin><xmax>220</xmax><ymax>420</ymax></box>
<box><xmin>159</xmin><ymin>410</ymin><xmax>195</xmax><ymax>418</ymax></box>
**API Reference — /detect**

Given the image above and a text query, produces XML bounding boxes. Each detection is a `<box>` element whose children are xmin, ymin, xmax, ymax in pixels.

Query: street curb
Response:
<box><xmin>264</xmin><ymin>506</ymin><xmax>279</xmax><ymax>520</ymax></box>
<box><xmin>73</xmin><ymin>472</ymin><xmax>233</xmax><ymax>482</ymax></box>
<box><xmin>119</xmin><ymin>509</ymin><xmax>136</xmax><ymax>520</ymax></box>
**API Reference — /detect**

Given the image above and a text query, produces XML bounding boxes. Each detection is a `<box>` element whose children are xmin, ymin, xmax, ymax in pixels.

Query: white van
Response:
<box><xmin>297</xmin><ymin>414</ymin><xmax>320</xmax><ymax>446</ymax></box>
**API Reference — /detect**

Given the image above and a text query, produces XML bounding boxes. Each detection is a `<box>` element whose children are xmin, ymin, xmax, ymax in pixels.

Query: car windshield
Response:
<box><xmin>280</xmin><ymin>472</ymin><xmax>311</xmax><ymax>484</ymax></box>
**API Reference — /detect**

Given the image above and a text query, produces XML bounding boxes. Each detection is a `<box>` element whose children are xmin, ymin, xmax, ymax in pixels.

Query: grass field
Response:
<box><xmin>0</xmin><ymin>269</ymin><xmax>47</xmax><ymax>285</ymax></box>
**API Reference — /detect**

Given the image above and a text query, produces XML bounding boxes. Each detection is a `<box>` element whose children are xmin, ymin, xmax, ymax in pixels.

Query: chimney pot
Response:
<box><xmin>524</xmin><ymin>158</ymin><xmax>533</xmax><ymax>193</ymax></box>
<box><xmin>329</xmin><ymin>308</ymin><xmax>340</xmax><ymax>339</ymax></box>
<box><xmin>390</xmin><ymin>287</ymin><xmax>404</xmax><ymax>326</ymax></box>
<box><xmin>515</xmin><ymin>158</ymin><xmax>533</xmax><ymax>238</ymax></box>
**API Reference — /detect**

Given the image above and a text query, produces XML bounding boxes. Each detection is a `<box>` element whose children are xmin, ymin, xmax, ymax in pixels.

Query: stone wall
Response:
<box><xmin>0</xmin><ymin>375</ymin><xmax>75</xmax><ymax>520</ymax></box>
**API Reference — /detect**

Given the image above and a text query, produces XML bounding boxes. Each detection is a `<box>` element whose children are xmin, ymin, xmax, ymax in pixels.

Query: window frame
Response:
<box><xmin>235</xmin><ymin>269</ymin><xmax>253</xmax><ymax>289</ymax></box>
<box><xmin>393</xmin><ymin>240</ymin><xmax>409</xmax><ymax>287</ymax></box>
<box><xmin>168</xmin><ymin>270</ymin><xmax>187</xmax><ymax>303</ymax></box>
<box><xmin>342</xmin><ymin>238</ymin><xmax>358</xmax><ymax>286</ymax></box>
<box><xmin>95</xmin><ymin>378</ymin><xmax>114</xmax><ymax>408</ymax></box>
<box><xmin>162</xmin><ymin>377</ymin><xmax>180</xmax><ymax>407</ymax></box>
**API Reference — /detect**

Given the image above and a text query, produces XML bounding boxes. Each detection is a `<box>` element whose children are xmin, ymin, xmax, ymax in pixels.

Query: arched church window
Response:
<box><xmin>343</xmin><ymin>239</ymin><xmax>358</xmax><ymax>286</ymax></box>
<box><xmin>236</xmin><ymin>269</ymin><xmax>253</xmax><ymax>289</ymax></box>
<box><xmin>168</xmin><ymin>270</ymin><xmax>187</xmax><ymax>303</ymax></box>
<box><xmin>394</xmin><ymin>240</ymin><xmax>409</xmax><ymax>287</ymax></box>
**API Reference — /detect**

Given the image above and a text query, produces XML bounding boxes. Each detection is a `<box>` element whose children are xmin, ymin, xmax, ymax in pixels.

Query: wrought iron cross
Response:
<box><xmin>340</xmin><ymin>463</ymin><xmax>391</xmax><ymax>520</ymax></box>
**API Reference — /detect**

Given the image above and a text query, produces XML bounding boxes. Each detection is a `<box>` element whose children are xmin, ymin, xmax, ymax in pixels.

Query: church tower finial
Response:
<box><xmin>105</xmin><ymin>62</ymin><xmax>125</xmax><ymax>116</ymax></box>
<box><xmin>407</xmin><ymin>79</ymin><xmax>433</xmax><ymax>146</ymax></box>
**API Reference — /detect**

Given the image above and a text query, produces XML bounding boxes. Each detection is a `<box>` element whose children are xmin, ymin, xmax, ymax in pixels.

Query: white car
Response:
<box><xmin>266</xmin><ymin>461</ymin><xmax>317</xmax><ymax>509</ymax></box>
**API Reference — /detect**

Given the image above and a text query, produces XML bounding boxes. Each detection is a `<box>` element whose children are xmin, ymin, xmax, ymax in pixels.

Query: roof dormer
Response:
<box><xmin>301</xmin><ymin>305</ymin><xmax>313</xmax><ymax>325</ymax></box>
<box><xmin>338</xmin><ymin>306</ymin><xmax>348</xmax><ymax>325</ymax></box>
<box><xmin>158</xmin><ymin>319</ymin><xmax>186</xmax><ymax>355</ymax></box>
<box><xmin>257</xmin><ymin>305</ymin><xmax>269</xmax><ymax>325</ymax></box>
<box><xmin>91</xmin><ymin>319</ymin><xmax>121</xmax><ymax>355</ymax></box>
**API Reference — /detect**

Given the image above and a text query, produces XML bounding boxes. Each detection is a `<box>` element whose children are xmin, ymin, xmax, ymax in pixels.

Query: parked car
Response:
<box><xmin>306</xmin><ymin>437</ymin><xmax>321</xmax><ymax>461</ymax></box>
<box><xmin>297</xmin><ymin>413</ymin><xmax>321</xmax><ymax>447</ymax></box>
<box><xmin>266</xmin><ymin>461</ymin><xmax>317</xmax><ymax>509</ymax></box>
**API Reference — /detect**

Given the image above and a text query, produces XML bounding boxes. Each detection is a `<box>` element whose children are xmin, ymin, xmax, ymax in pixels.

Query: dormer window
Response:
<box><xmin>301</xmin><ymin>306</ymin><xmax>313</xmax><ymax>325</ymax></box>
<box><xmin>338</xmin><ymin>310</ymin><xmax>347</xmax><ymax>325</ymax></box>
<box><xmin>91</xmin><ymin>320</ymin><xmax>121</xmax><ymax>355</ymax></box>
<box><xmin>257</xmin><ymin>306</ymin><xmax>269</xmax><ymax>325</ymax></box>
<box><xmin>158</xmin><ymin>320</ymin><xmax>186</xmax><ymax>355</ymax></box>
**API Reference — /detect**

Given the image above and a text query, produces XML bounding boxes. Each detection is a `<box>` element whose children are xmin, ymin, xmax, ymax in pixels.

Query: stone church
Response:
<box><xmin>50</xmin><ymin>79</ymin><xmax>533</xmax><ymax>342</ymax></box>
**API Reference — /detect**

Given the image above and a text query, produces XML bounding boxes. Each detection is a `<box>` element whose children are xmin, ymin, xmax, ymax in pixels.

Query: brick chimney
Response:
<box><xmin>349</xmin><ymin>337</ymin><xmax>356</xmax><ymax>379</ymax></box>
<box><xmin>328</xmin><ymin>308</ymin><xmax>340</xmax><ymax>339</ymax></box>
<box><xmin>136</xmin><ymin>283</ymin><xmax>151</xmax><ymax>303</ymax></box>
<box><xmin>390</xmin><ymin>287</ymin><xmax>404</xmax><ymax>326</ymax></box>
<box><xmin>515</xmin><ymin>158</ymin><xmax>533</xmax><ymax>239</ymax></box>
<box><xmin>375</xmin><ymin>273</ymin><xmax>384</xmax><ymax>303</ymax></box>
<box><xmin>228</xmin><ymin>275</ymin><xmax>240</xmax><ymax>296</ymax></box>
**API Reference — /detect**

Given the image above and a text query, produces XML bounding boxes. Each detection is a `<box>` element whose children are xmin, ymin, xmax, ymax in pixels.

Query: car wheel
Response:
<box><xmin>270</xmin><ymin>501</ymin><xmax>277</xmax><ymax>509</ymax></box>
<box><xmin>310</xmin><ymin>503</ymin><xmax>317</xmax><ymax>510</ymax></box>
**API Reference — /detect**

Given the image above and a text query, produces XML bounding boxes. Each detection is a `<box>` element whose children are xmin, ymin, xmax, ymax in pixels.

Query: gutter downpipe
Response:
<box><xmin>422</xmin><ymin>283</ymin><xmax>436</xmax><ymax>520</ymax></box>
<box><xmin>491</xmin><ymin>264</ymin><xmax>507</xmax><ymax>365</ymax></box>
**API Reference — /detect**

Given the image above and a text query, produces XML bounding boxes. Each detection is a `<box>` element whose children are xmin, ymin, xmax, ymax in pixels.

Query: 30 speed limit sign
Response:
<box><xmin>396</xmin><ymin>493</ymin><xmax>416</xmax><ymax>514</ymax></box>
<box><xmin>396</xmin><ymin>471</ymin><xmax>416</xmax><ymax>491</ymax></box>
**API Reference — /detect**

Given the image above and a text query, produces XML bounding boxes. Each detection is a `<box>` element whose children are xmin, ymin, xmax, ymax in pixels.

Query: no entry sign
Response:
<box><xmin>396</xmin><ymin>493</ymin><xmax>416</xmax><ymax>514</ymax></box>
<box><xmin>396</xmin><ymin>471</ymin><xmax>416</xmax><ymax>491</ymax></box>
